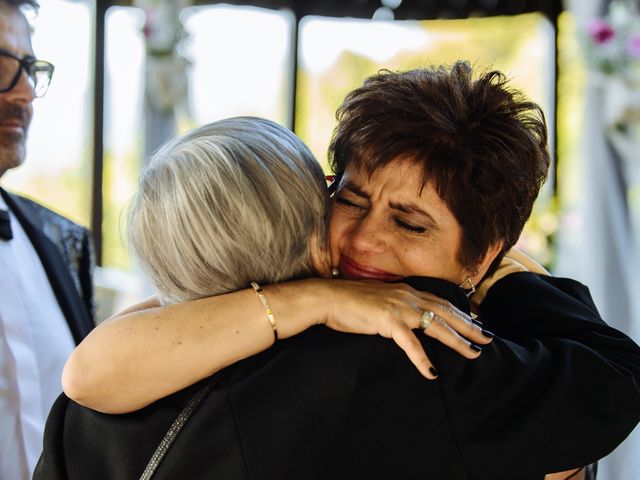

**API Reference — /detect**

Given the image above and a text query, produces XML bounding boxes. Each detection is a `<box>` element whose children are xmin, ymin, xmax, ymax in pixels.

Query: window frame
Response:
<box><xmin>90</xmin><ymin>0</ymin><xmax>562</xmax><ymax>265</ymax></box>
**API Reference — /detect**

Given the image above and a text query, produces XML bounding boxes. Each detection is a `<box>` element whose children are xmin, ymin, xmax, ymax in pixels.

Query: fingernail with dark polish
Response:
<box><xmin>470</xmin><ymin>343</ymin><xmax>483</xmax><ymax>353</ymax></box>
<box><xmin>481</xmin><ymin>329</ymin><xmax>494</xmax><ymax>339</ymax></box>
<box><xmin>429</xmin><ymin>367</ymin><xmax>439</xmax><ymax>377</ymax></box>
<box><xmin>472</xmin><ymin>319</ymin><xmax>483</xmax><ymax>327</ymax></box>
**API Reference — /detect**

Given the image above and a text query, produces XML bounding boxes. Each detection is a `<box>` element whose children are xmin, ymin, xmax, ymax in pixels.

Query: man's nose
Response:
<box><xmin>5</xmin><ymin>69</ymin><xmax>36</xmax><ymax>104</ymax></box>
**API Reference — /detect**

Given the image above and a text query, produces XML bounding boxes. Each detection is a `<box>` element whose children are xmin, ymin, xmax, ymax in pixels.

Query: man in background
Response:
<box><xmin>0</xmin><ymin>0</ymin><xmax>94</xmax><ymax>477</ymax></box>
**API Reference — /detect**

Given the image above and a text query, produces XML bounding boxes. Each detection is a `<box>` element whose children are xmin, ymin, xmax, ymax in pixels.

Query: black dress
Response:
<box><xmin>34</xmin><ymin>274</ymin><xmax>640</xmax><ymax>480</ymax></box>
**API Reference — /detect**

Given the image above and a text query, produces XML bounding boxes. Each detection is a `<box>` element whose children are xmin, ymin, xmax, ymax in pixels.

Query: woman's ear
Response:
<box><xmin>471</xmin><ymin>241</ymin><xmax>504</xmax><ymax>285</ymax></box>
<box><xmin>309</xmin><ymin>231</ymin><xmax>331</xmax><ymax>278</ymax></box>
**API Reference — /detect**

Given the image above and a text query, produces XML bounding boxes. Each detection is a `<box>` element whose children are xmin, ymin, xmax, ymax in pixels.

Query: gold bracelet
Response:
<box><xmin>250</xmin><ymin>282</ymin><xmax>278</xmax><ymax>342</ymax></box>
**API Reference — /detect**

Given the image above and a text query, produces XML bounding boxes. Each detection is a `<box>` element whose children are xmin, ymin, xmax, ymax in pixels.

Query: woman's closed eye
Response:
<box><xmin>336</xmin><ymin>196</ymin><xmax>366</xmax><ymax>210</ymax></box>
<box><xmin>395</xmin><ymin>218</ymin><xmax>427</xmax><ymax>234</ymax></box>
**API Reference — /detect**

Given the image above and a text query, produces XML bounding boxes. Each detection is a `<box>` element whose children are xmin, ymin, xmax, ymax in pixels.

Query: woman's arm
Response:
<box><xmin>472</xmin><ymin>253</ymin><xmax>591</xmax><ymax>480</ymax></box>
<box><xmin>63</xmin><ymin>278</ymin><xmax>491</xmax><ymax>414</ymax></box>
<box><xmin>436</xmin><ymin>272</ymin><xmax>640</xmax><ymax>475</ymax></box>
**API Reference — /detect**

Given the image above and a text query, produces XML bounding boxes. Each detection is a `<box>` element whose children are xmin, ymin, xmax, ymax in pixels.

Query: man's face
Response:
<box><xmin>0</xmin><ymin>4</ymin><xmax>34</xmax><ymax>178</ymax></box>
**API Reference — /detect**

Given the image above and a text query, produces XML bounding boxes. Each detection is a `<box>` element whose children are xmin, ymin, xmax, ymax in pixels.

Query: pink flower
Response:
<box><xmin>628</xmin><ymin>34</ymin><xmax>640</xmax><ymax>58</ymax></box>
<box><xmin>588</xmin><ymin>19</ymin><xmax>616</xmax><ymax>44</ymax></box>
<box><xmin>142</xmin><ymin>9</ymin><xmax>156</xmax><ymax>39</ymax></box>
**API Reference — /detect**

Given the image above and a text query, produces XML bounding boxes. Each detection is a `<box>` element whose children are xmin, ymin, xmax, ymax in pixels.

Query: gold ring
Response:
<box><xmin>419</xmin><ymin>310</ymin><xmax>435</xmax><ymax>330</ymax></box>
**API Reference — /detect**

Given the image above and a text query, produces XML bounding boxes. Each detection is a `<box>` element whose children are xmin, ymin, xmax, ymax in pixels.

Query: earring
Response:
<box><xmin>458</xmin><ymin>276</ymin><xmax>476</xmax><ymax>297</ymax></box>
<box><xmin>330</xmin><ymin>267</ymin><xmax>341</xmax><ymax>278</ymax></box>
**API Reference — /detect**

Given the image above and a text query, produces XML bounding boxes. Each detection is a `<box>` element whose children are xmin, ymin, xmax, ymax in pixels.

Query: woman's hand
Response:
<box><xmin>316</xmin><ymin>279</ymin><xmax>494</xmax><ymax>379</ymax></box>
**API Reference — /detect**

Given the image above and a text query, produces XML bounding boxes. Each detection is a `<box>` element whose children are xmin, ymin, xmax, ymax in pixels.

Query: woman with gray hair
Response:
<box><xmin>38</xmin><ymin>111</ymin><xmax>631</xmax><ymax>479</ymax></box>
<box><xmin>126</xmin><ymin>116</ymin><xmax>330</xmax><ymax>304</ymax></box>
<box><xmin>35</xmin><ymin>115</ymin><xmax>501</xmax><ymax>479</ymax></box>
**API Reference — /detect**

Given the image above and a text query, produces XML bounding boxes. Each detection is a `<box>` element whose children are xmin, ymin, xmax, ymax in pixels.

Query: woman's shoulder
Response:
<box><xmin>485</xmin><ymin>272</ymin><xmax>597</xmax><ymax>314</ymax></box>
<box><xmin>471</xmin><ymin>248</ymin><xmax>549</xmax><ymax>305</ymax></box>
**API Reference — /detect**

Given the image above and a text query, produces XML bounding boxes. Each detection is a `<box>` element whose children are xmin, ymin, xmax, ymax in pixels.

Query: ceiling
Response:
<box><xmin>107</xmin><ymin>0</ymin><xmax>563</xmax><ymax>22</ymax></box>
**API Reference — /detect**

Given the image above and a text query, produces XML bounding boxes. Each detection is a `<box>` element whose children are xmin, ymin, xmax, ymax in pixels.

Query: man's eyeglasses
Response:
<box><xmin>0</xmin><ymin>51</ymin><xmax>55</xmax><ymax>98</ymax></box>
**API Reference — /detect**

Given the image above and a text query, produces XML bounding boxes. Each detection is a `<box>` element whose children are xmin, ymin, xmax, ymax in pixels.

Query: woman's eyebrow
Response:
<box><xmin>340</xmin><ymin>181</ymin><xmax>369</xmax><ymax>198</ymax></box>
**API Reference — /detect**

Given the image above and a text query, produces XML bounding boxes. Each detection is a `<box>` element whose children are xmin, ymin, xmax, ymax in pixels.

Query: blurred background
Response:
<box><xmin>3</xmin><ymin>0</ymin><xmax>640</xmax><ymax>476</ymax></box>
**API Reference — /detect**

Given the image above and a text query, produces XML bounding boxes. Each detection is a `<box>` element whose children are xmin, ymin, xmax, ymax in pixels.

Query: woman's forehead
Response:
<box><xmin>341</xmin><ymin>157</ymin><xmax>460</xmax><ymax>224</ymax></box>
<box><xmin>341</xmin><ymin>156</ymin><xmax>428</xmax><ymax>193</ymax></box>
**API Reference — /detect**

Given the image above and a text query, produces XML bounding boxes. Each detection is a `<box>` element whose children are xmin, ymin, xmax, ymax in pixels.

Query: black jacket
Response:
<box><xmin>1</xmin><ymin>188</ymin><xmax>94</xmax><ymax>343</ymax></box>
<box><xmin>34</xmin><ymin>274</ymin><xmax>640</xmax><ymax>479</ymax></box>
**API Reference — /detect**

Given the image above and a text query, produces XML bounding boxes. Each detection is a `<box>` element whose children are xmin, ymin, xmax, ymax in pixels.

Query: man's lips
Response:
<box><xmin>0</xmin><ymin>104</ymin><xmax>30</xmax><ymax>131</ymax></box>
<box><xmin>340</xmin><ymin>256</ymin><xmax>402</xmax><ymax>281</ymax></box>
<box><xmin>0</xmin><ymin>118</ymin><xmax>26</xmax><ymax>132</ymax></box>
<box><xmin>0</xmin><ymin>121</ymin><xmax>24</xmax><ymax>130</ymax></box>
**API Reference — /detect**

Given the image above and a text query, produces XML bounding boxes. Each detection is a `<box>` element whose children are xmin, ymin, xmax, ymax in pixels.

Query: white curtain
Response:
<box><xmin>556</xmin><ymin>1</ymin><xmax>640</xmax><ymax>478</ymax></box>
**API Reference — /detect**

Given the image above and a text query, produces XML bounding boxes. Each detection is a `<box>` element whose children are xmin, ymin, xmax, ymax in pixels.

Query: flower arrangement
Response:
<box><xmin>582</xmin><ymin>1</ymin><xmax>640</xmax><ymax>134</ymax></box>
<box><xmin>583</xmin><ymin>0</ymin><xmax>640</xmax><ymax>83</ymax></box>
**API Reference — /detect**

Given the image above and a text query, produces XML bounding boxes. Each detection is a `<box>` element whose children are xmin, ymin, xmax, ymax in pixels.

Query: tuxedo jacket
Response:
<box><xmin>34</xmin><ymin>274</ymin><xmax>640</xmax><ymax>480</ymax></box>
<box><xmin>0</xmin><ymin>188</ymin><xmax>94</xmax><ymax>344</ymax></box>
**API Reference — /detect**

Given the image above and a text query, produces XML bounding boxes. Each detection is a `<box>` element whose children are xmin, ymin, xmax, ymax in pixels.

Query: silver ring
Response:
<box><xmin>419</xmin><ymin>310</ymin><xmax>435</xmax><ymax>330</ymax></box>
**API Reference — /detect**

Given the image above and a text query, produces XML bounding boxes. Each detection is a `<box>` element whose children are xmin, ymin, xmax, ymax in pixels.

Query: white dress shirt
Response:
<box><xmin>0</xmin><ymin>195</ymin><xmax>75</xmax><ymax>480</ymax></box>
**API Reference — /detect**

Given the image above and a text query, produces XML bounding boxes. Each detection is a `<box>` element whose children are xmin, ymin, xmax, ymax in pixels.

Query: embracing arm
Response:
<box><xmin>435</xmin><ymin>272</ymin><xmax>640</xmax><ymax>476</ymax></box>
<box><xmin>63</xmin><ymin>281</ymin><xmax>316</xmax><ymax>413</ymax></box>
<box><xmin>63</xmin><ymin>278</ymin><xmax>489</xmax><ymax>413</ymax></box>
<box><xmin>469</xmin><ymin>252</ymin><xmax>592</xmax><ymax>480</ymax></box>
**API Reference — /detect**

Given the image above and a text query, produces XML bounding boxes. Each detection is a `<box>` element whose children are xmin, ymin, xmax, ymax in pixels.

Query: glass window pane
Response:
<box><xmin>2</xmin><ymin>0</ymin><xmax>92</xmax><ymax>227</ymax></box>
<box><xmin>102</xmin><ymin>4</ymin><xmax>293</xmax><ymax>270</ymax></box>
<box><xmin>297</xmin><ymin>13</ymin><xmax>554</xmax><ymax>167</ymax></box>
<box><xmin>555</xmin><ymin>11</ymin><xmax>587</xmax><ymax>242</ymax></box>
<box><xmin>184</xmin><ymin>4</ymin><xmax>293</xmax><ymax>126</ymax></box>
<box><xmin>102</xmin><ymin>6</ymin><xmax>145</xmax><ymax>270</ymax></box>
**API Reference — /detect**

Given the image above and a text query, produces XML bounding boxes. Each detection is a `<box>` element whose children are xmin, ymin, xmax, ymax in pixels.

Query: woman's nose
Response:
<box><xmin>348</xmin><ymin>213</ymin><xmax>387</xmax><ymax>254</ymax></box>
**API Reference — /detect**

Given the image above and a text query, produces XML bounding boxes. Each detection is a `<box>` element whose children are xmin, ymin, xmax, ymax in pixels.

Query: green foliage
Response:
<box><xmin>516</xmin><ymin>196</ymin><xmax>559</xmax><ymax>271</ymax></box>
<box><xmin>102</xmin><ymin>146</ymin><xmax>142</xmax><ymax>270</ymax></box>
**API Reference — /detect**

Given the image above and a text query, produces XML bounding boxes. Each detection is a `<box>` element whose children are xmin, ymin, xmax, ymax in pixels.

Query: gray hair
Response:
<box><xmin>127</xmin><ymin>117</ymin><xmax>327</xmax><ymax>304</ymax></box>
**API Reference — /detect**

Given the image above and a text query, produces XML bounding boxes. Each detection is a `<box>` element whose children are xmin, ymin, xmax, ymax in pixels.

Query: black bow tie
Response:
<box><xmin>0</xmin><ymin>209</ymin><xmax>13</xmax><ymax>241</ymax></box>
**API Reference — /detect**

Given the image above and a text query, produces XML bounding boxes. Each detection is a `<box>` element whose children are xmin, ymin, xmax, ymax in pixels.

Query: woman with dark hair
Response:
<box><xmin>59</xmin><ymin>62</ymin><xmax>639</xmax><ymax>479</ymax></box>
<box><xmin>328</xmin><ymin>63</ymin><xmax>549</xmax><ymax>282</ymax></box>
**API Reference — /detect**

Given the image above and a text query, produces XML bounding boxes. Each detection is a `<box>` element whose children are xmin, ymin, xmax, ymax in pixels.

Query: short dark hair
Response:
<box><xmin>328</xmin><ymin>61</ymin><xmax>550</xmax><ymax>276</ymax></box>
